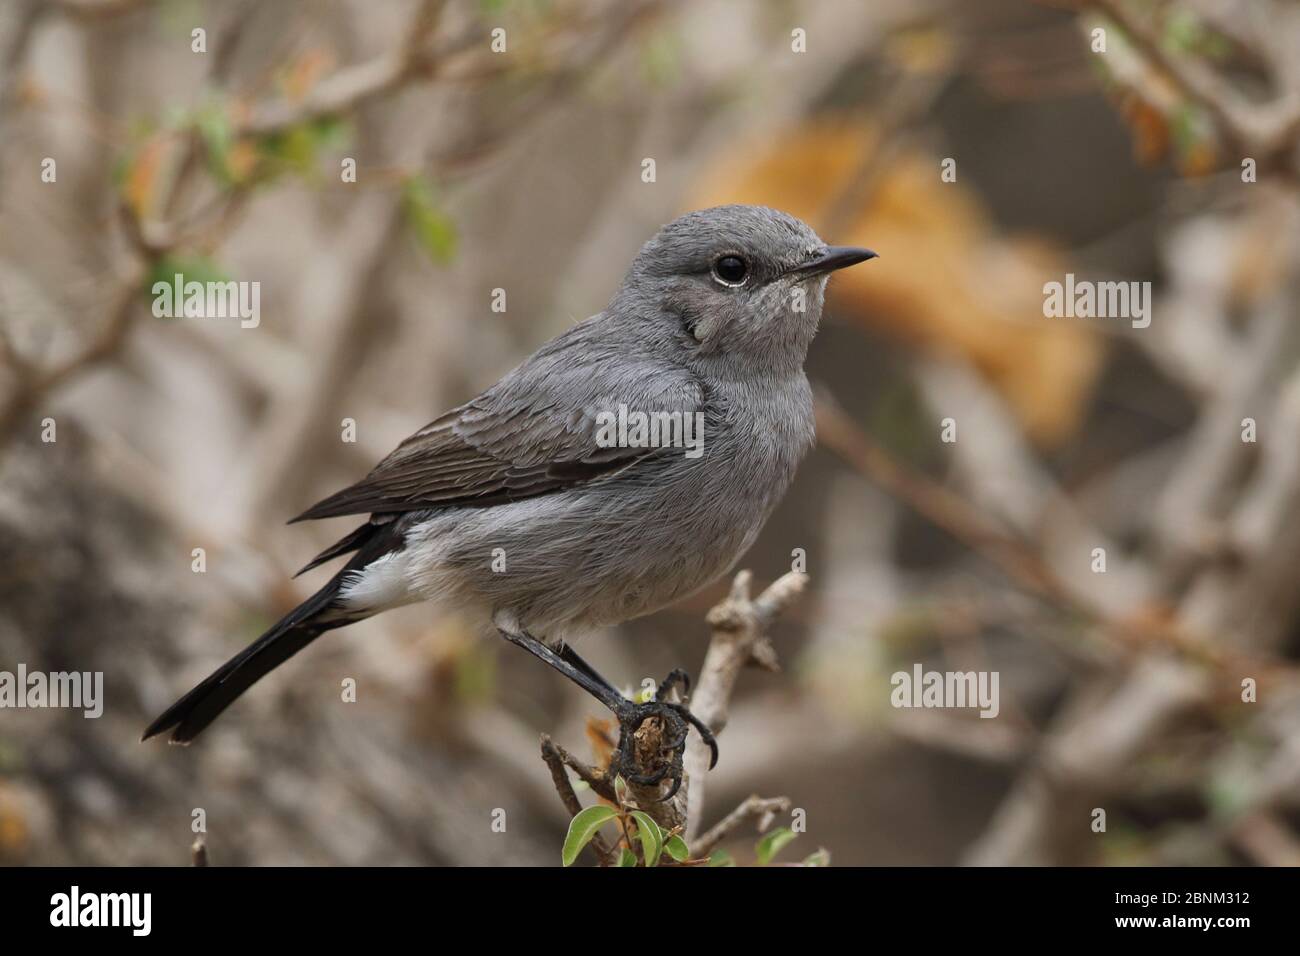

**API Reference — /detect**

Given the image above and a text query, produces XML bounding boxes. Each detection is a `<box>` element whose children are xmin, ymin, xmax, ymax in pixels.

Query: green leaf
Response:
<box><xmin>639</xmin><ymin>28</ymin><xmax>683</xmax><ymax>89</ymax></box>
<box><xmin>252</xmin><ymin>117</ymin><xmax>349</xmax><ymax>185</ymax></box>
<box><xmin>561</xmin><ymin>805</ymin><xmax>618</xmax><ymax>867</ymax></box>
<box><xmin>617</xmin><ymin>848</ymin><xmax>638</xmax><ymax>867</ymax></box>
<box><xmin>754</xmin><ymin>827</ymin><xmax>797</xmax><ymax>866</ymax></box>
<box><xmin>307</xmin><ymin>115</ymin><xmax>351</xmax><ymax>152</ymax></box>
<box><xmin>262</xmin><ymin>125</ymin><xmax>317</xmax><ymax>176</ymax></box>
<box><xmin>193</xmin><ymin>103</ymin><xmax>235</xmax><ymax>184</ymax></box>
<box><xmin>628</xmin><ymin>811</ymin><xmax>664</xmax><ymax>868</ymax></box>
<box><xmin>144</xmin><ymin>255</ymin><xmax>232</xmax><ymax>308</ymax></box>
<box><xmin>707</xmin><ymin>849</ymin><xmax>735</xmax><ymax>867</ymax></box>
<box><xmin>401</xmin><ymin>174</ymin><xmax>458</xmax><ymax>265</ymax></box>
<box><xmin>665</xmin><ymin>835</ymin><xmax>690</xmax><ymax>863</ymax></box>
<box><xmin>801</xmin><ymin>848</ymin><xmax>831</xmax><ymax>867</ymax></box>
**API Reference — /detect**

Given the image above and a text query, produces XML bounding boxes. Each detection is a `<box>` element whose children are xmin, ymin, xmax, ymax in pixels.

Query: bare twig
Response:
<box><xmin>691</xmin><ymin>795</ymin><xmax>791</xmax><ymax>859</ymax></box>
<box><xmin>681</xmin><ymin>570</ymin><xmax>805</xmax><ymax>842</ymax></box>
<box><xmin>241</xmin><ymin>14</ymin><xmax>445</xmax><ymax>135</ymax></box>
<box><xmin>540</xmin><ymin>734</ymin><xmax>614</xmax><ymax>866</ymax></box>
<box><xmin>552</xmin><ymin>739</ymin><xmax>617</xmax><ymax>804</ymax></box>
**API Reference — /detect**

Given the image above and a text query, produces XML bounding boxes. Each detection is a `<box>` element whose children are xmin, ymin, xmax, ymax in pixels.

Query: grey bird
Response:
<box><xmin>143</xmin><ymin>204</ymin><xmax>875</xmax><ymax>793</ymax></box>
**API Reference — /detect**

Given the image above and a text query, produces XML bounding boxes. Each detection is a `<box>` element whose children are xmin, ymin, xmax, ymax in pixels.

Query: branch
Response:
<box><xmin>0</xmin><ymin>263</ymin><xmax>146</xmax><ymax>445</ymax></box>
<box><xmin>0</xmin><ymin>0</ymin><xmax>441</xmax><ymax>452</ymax></box>
<box><xmin>621</xmin><ymin>571</ymin><xmax>802</xmax><ymax>836</ymax></box>
<box><xmin>691</xmin><ymin>795</ymin><xmax>790</xmax><ymax>860</ymax></box>
<box><xmin>814</xmin><ymin>390</ymin><xmax>1299</xmax><ymax>681</ymax></box>
<box><xmin>681</xmin><ymin>570</ymin><xmax>804</xmax><ymax>842</ymax></box>
<box><xmin>1083</xmin><ymin>0</ymin><xmax>1300</xmax><ymax>171</ymax></box>
<box><xmin>540</xmin><ymin>734</ymin><xmax>615</xmax><ymax>866</ymax></box>
<box><xmin>242</xmin><ymin>40</ymin><xmax>436</xmax><ymax>136</ymax></box>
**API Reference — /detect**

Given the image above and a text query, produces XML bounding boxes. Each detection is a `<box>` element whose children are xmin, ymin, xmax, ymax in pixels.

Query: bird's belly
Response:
<box><xmin>392</xmin><ymin>465</ymin><xmax>778</xmax><ymax>638</ymax></box>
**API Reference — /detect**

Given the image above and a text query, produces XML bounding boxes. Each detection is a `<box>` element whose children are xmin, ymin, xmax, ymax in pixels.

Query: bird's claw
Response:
<box><xmin>607</xmin><ymin>673</ymin><xmax>718</xmax><ymax>803</ymax></box>
<box><xmin>656</xmin><ymin>667</ymin><xmax>691</xmax><ymax>701</ymax></box>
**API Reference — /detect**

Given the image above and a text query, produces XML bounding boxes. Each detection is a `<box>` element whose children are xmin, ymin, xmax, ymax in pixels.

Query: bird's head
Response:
<box><xmin>614</xmin><ymin>204</ymin><xmax>875</xmax><ymax>375</ymax></box>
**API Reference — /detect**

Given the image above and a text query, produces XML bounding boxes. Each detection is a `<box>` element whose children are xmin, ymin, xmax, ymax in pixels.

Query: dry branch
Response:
<box><xmin>691</xmin><ymin>794</ymin><xmax>791</xmax><ymax>860</ymax></box>
<box><xmin>540</xmin><ymin>734</ymin><xmax>615</xmax><ymax>865</ymax></box>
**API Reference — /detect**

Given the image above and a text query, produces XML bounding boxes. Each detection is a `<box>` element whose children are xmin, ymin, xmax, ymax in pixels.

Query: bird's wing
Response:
<box><xmin>291</xmin><ymin>325</ymin><xmax>702</xmax><ymax>522</ymax></box>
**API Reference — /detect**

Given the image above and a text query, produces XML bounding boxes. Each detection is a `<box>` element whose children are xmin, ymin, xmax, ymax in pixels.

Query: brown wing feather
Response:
<box><xmin>290</xmin><ymin>422</ymin><xmax>648</xmax><ymax>521</ymax></box>
<box><xmin>290</xmin><ymin>347</ymin><xmax>702</xmax><ymax>523</ymax></box>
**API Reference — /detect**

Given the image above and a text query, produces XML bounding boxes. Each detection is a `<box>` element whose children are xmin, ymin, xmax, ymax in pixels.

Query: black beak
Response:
<box><xmin>790</xmin><ymin>246</ymin><xmax>878</xmax><ymax>277</ymax></box>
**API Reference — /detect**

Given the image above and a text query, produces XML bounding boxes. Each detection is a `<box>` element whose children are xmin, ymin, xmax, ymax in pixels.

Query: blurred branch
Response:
<box><xmin>0</xmin><ymin>1</ymin><xmax>41</xmax><ymax>139</ymax></box>
<box><xmin>4</xmin><ymin>0</ymin><xmax>656</xmax><ymax>454</ymax></box>
<box><xmin>814</xmin><ymin>391</ymin><xmax>1298</xmax><ymax>681</ymax></box>
<box><xmin>1230</xmin><ymin>811</ymin><xmax>1300</xmax><ymax>866</ymax></box>
<box><xmin>965</xmin><ymin>239</ymin><xmax>1300</xmax><ymax>864</ymax></box>
<box><xmin>1082</xmin><ymin>0</ymin><xmax>1300</xmax><ymax>177</ymax></box>
<box><xmin>45</xmin><ymin>0</ymin><xmax>151</xmax><ymax>18</ymax></box>
<box><xmin>0</xmin><ymin>0</ymin><xmax>450</xmax><ymax>452</ymax></box>
<box><xmin>966</xmin><ymin>655</ymin><xmax>1208</xmax><ymax>865</ymax></box>
<box><xmin>816</xmin><ymin>393</ymin><xmax>1103</xmax><ymax>622</ymax></box>
<box><xmin>0</xmin><ymin>261</ymin><xmax>146</xmax><ymax>444</ymax></box>
<box><xmin>242</xmin><ymin>0</ymin><xmax>447</xmax><ymax>136</ymax></box>
<box><xmin>819</xmin><ymin>33</ymin><xmax>959</xmax><ymax>239</ymax></box>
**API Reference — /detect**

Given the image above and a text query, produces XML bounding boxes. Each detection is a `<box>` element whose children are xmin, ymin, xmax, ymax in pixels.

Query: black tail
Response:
<box><xmin>143</xmin><ymin>522</ymin><xmax>398</xmax><ymax>744</ymax></box>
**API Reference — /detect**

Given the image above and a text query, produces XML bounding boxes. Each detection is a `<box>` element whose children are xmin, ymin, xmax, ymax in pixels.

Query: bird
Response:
<box><xmin>143</xmin><ymin>204</ymin><xmax>876</xmax><ymax>796</ymax></box>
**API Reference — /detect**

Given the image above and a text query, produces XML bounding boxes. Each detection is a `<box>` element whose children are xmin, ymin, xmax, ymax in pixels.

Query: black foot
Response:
<box><xmin>608</xmin><ymin>674</ymin><xmax>718</xmax><ymax>802</ymax></box>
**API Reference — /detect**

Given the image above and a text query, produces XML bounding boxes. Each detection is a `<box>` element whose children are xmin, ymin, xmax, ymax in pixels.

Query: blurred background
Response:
<box><xmin>2</xmin><ymin>0</ymin><xmax>1299</xmax><ymax>866</ymax></box>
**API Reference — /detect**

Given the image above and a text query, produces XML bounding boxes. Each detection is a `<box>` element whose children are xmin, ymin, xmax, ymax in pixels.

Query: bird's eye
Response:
<box><xmin>711</xmin><ymin>255</ymin><xmax>749</xmax><ymax>286</ymax></box>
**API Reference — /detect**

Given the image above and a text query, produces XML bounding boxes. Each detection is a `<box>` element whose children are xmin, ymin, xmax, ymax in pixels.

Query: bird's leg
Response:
<box><xmin>555</xmin><ymin>642</ymin><xmax>624</xmax><ymax>699</ymax></box>
<box><xmin>497</xmin><ymin>629</ymin><xmax>717</xmax><ymax>801</ymax></box>
<box><xmin>496</xmin><ymin>628</ymin><xmax>627</xmax><ymax>712</ymax></box>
